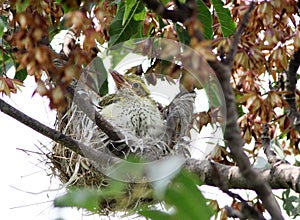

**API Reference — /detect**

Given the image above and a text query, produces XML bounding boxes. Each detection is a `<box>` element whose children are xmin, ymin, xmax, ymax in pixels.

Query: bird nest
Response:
<box><xmin>47</xmin><ymin>77</ymin><xmax>196</xmax><ymax>214</ymax></box>
<box><xmin>49</xmin><ymin>101</ymin><xmax>160</xmax><ymax>213</ymax></box>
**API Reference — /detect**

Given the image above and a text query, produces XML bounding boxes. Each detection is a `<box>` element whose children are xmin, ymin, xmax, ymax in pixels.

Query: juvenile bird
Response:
<box><xmin>100</xmin><ymin>70</ymin><xmax>165</xmax><ymax>151</ymax></box>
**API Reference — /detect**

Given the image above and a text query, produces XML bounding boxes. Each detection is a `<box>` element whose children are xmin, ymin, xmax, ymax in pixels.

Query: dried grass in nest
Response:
<box><xmin>49</xmin><ymin>102</ymin><xmax>157</xmax><ymax>213</ymax></box>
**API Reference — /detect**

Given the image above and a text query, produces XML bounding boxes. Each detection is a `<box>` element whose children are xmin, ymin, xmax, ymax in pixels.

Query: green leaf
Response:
<box><xmin>123</xmin><ymin>0</ymin><xmax>136</xmax><ymax>25</ymax></box>
<box><xmin>0</xmin><ymin>54</ymin><xmax>13</xmax><ymax>77</ymax></box>
<box><xmin>14</xmin><ymin>68</ymin><xmax>28</xmax><ymax>81</ymax></box>
<box><xmin>282</xmin><ymin>188</ymin><xmax>300</xmax><ymax>218</ymax></box>
<box><xmin>211</xmin><ymin>0</ymin><xmax>236</xmax><ymax>37</ymax></box>
<box><xmin>16</xmin><ymin>0</ymin><xmax>29</xmax><ymax>12</ymax></box>
<box><xmin>0</xmin><ymin>52</ymin><xmax>9</xmax><ymax>63</ymax></box>
<box><xmin>139</xmin><ymin>171</ymin><xmax>212</xmax><ymax>220</ymax></box>
<box><xmin>197</xmin><ymin>0</ymin><xmax>213</xmax><ymax>39</ymax></box>
<box><xmin>236</xmin><ymin>103</ymin><xmax>244</xmax><ymax>117</ymax></box>
<box><xmin>174</xmin><ymin>23</ymin><xmax>190</xmax><ymax>44</ymax></box>
<box><xmin>106</xmin><ymin>47</ymin><xmax>128</xmax><ymax>68</ymax></box>
<box><xmin>49</xmin><ymin>27</ymin><xmax>61</xmax><ymax>41</ymax></box>
<box><xmin>135</xmin><ymin>22</ymin><xmax>144</xmax><ymax>38</ymax></box>
<box><xmin>131</xmin><ymin>1</ymin><xmax>146</xmax><ymax>22</ymax></box>
<box><xmin>54</xmin><ymin>188</ymin><xmax>102</xmax><ymax>212</ymax></box>
<box><xmin>0</xmin><ymin>16</ymin><xmax>8</xmax><ymax>38</ymax></box>
<box><xmin>158</xmin><ymin>16</ymin><xmax>165</xmax><ymax>29</ymax></box>
<box><xmin>165</xmin><ymin>171</ymin><xmax>211</xmax><ymax>220</ymax></box>
<box><xmin>108</xmin><ymin>2</ymin><xmax>143</xmax><ymax>47</ymax></box>
<box><xmin>99</xmin><ymin>80</ymin><xmax>109</xmax><ymax>97</ymax></box>
<box><xmin>138</xmin><ymin>210</ymin><xmax>173</xmax><ymax>220</ymax></box>
<box><xmin>54</xmin><ymin>181</ymin><xmax>126</xmax><ymax>212</ymax></box>
<box><xmin>134</xmin><ymin>6</ymin><xmax>146</xmax><ymax>21</ymax></box>
<box><xmin>160</xmin><ymin>0</ymin><xmax>170</xmax><ymax>4</ymax></box>
<box><xmin>203</xmin><ymin>81</ymin><xmax>222</xmax><ymax>108</ymax></box>
<box><xmin>138</xmin><ymin>170</ymin><xmax>212</xmax><ymax>220</ymax></box>
<box><xmin>84</xmin><ymin>57</ymin><xmax>108</xmax><ymax>96</ymax></box>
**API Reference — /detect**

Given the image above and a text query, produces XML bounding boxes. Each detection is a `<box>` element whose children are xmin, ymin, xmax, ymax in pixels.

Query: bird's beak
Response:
<box><xmin>109</xmin><ymin>70</ymin><xmax>130</xmax><ymax>90</ymax></box>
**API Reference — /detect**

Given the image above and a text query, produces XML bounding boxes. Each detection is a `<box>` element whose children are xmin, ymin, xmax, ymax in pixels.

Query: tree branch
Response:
<box><xmin>286</xmin><ymin>49</ymin><xmax>300</xmax><ymax>132</ymax></box>
<box><xmin>142</xmin><ymin>0</ymin><xmax>283</xmax><ymax>217</ymax></box>
<box><xmin>1</xmin><ymin>98</ymin><xmax>300</xmax><ymax>193</ymax></box>
<box><xmin>261</xmin><ymin>123</ymin><xmax>279</xmax><ymax>165</ymax></box>
<box><xmin>223</xmin><ymin>190</ymin><xmax>265</xmax><ymax>220</ymax></box>
<box><xmin>208</xmin><ymin>43</ymin><xmax>284</xmax><ymax>220</ymax></box>
<box><xmin>0</xmin><ymin>98</ymin><xmax>119</xmax><ymax>166</ymax></box>
<box><xmin>209</xmin><ymin>160</ymin><xmax>265</xmax><ymax>219</ymax></box>
<box><xmin>153</xmin><ymin>1</ymin><xmax>283</xmax><ymax>218</ymax></box>
<box><xmin>185</xmin><ymin>159</ymin><xmax>300</xmax><ymax>193</ymax></box>
<box><xmin>0</xmin><ymin>99</ymin><xmax>79</xmax><ymax>155</ymax></box>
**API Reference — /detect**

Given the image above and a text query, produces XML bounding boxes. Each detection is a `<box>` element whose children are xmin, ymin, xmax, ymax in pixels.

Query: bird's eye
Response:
<box><xmin>132</xmin><ymin>82</ymin><xmax>140</xmax><ymax>88</ymax></box>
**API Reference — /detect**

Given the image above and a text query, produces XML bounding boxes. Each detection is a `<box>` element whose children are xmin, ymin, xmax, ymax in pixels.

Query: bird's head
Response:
<box><xmin>110</xmin><ymin>70</ymin><xmax>150</xmax><ymax>97</ymax></box>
